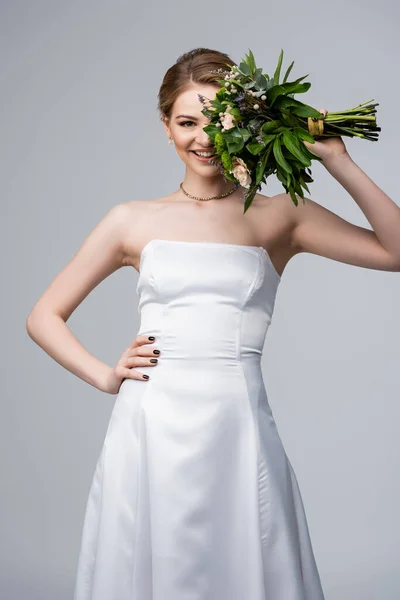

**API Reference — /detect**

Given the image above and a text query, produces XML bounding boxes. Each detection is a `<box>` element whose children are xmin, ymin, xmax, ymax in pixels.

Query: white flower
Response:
<box><xmin>220</xmin><ymin>112</ymin><xmax>235</xmax><ymax>130</ymax></box>
<box><xmin>254</xmin><ymin>104</ymin><xmax>259</xmax><ymax>110</ymax></box>
<box><xmin>231</xmin><ymin>157</ymin><xmax>251</xmax><ymax>187</ymax></box>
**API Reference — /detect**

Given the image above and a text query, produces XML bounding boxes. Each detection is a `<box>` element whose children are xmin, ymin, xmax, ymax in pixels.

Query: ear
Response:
<box><xmin>161</xmin><ymin>113</ymin><xmax>171</xmax><ymax>139</ymax></box>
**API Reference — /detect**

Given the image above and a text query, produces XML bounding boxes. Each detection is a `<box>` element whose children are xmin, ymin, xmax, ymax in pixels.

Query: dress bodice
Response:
<box><xmin>136</xmin><ymin>239</ymin><xmax>281</xmax><ymax>362</ymax></box>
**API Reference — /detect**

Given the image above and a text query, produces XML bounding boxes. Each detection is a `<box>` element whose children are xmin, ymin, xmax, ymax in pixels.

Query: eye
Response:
<box><xmin>179</xmin><ymin>120</ymin><xmax>195</xmax><ymax>127</ymax></box>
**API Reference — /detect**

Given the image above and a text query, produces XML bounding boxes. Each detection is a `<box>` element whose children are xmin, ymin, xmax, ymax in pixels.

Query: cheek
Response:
<box><xmin>174</xmin><ymin>128</ymin><xmax>195</xmax><ymax>148</ymax></box>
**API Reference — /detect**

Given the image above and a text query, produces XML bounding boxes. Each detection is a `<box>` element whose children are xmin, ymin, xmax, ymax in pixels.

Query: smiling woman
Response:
<box><xmin>66</xmin><ymin>47</ymin><xmax>327</xmax><ymax>600</ymax></box>
<box><xmin>157</xmin><ymin>48</ymin><xmax>241</xmax><ymax>198</ymax></box>
<box><xmin>27</xmin><ymin>43</ymin><xmax>399</xmax><ymax>600</ymax></box>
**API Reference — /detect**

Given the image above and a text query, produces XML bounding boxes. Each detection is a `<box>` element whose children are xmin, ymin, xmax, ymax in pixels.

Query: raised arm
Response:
<box><xmin>286</xmin><ymin>117</ymin><xmax>400</xmax><ymax>273</ymax></box>
<box><xmin>26</xmin><ymin>202</ymin><xmax>131</xmax><ymax>392</ymax></box>
<box><xmin>289</xmin><ymin>190</ymin><xmax>400</xmax><ymax>273</ymax></box>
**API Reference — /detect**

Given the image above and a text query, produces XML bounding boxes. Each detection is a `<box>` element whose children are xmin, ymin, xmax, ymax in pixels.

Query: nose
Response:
<box><xmin>197</xmin><ymin>127</ymin><xmax>213</xmax><ymax>148</ymax></box>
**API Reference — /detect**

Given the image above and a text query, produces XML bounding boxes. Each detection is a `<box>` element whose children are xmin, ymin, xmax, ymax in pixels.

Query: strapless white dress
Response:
<box><xmin>73</xmin><ymin>239</ymin><xmax>325</xmax><ymax>600</ymax></box>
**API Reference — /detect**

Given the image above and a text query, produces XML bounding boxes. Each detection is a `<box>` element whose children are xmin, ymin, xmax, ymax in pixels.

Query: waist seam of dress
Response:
<box><xmin>236</xmin><ymin>252</ymin><xmax>268</xmax><ymax>598</ymax></box>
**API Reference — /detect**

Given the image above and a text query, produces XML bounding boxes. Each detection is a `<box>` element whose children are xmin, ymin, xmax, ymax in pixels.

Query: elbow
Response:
<box><xmin>26</xmin><ymin>309</ymin><xmax>39</xmax><ymax>341</ymax></box>
<box><xmin>26</xmin><ymin>306</ymin><xmax>50</xmax><ymax>341</ymax></box>
<box><xmin>26</xmin><ymin>305</ymin><xmax>65</xmax><ymax>341</ymax></box>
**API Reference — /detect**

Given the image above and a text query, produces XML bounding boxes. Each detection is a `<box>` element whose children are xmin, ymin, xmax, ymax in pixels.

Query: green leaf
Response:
<box><xmin>224</xmin><ymin>131</ymin><xmax>239</xmax><ymax>143</ymax></box>
<box><xmin>273</xmin><ymin>136</ymin><xmax>292</xmax><ymax>174</ymax></box>
<box><xmin>282</xmin><ymin>60</ymin><xmax>294</xmax><ymax>84</ymax></box>
<box><xmin>245</xmin><ymin>80</ymin><xmax>256</xmax><ymax>91</ymax></box>
<box><xmin>238</xmin><ymin>128</ymin><xmax>251</xmax><ymax>142</ymax></box>
<box><xmin>261</xmin><ymin>120</ymin><xmax>282</xmax><ymax>134</ymax></box>
<box><xmin>282</xmin><ymin>130</ymin><xmax>312</xmax><ymax>166</ymax></box>
<box><xmin>301</xmin><ymin>168</ymin><xmax>314</xmax><ymax>183</ymax></box>
<box><xmin>255</xmin><ymin>162</ymin><xmax>264</xmax><ymax>185</ymax></box>
<box><xmin>293</xmin><ymin>126</ymin><xmax>315</xmax><ymax>143</ymax></box>
<box><xmin>230</xmin><ymin>128</ymin><xmax>245</xmax><ymax>139</ymax></box>
<box><xmin>259</xmin><ymin>134</ymin><xmax>275</xmax><ymax>146</ymax></box>
<box><xmin>276</xmin><ymin>167</ymin><xmax>288</xmax><ymax>186</ymax></box>
<box><xmin>291</xmin><ymin>105</ymin><xmax>321</xmax><ymax>118</ymax></box>
<box><xmin>298</xmin><ymin>175</ymin><xmax>311</xmax><ymax>194</ymax></box>
<box><xmin>245</xmin><ymin>49</ymin><xmax>256</xmax><ymax>75</ymax></box>
<box><xmin>239</xmin><ymin>61</ymin><xmax>251</xmax><ymax>76</ymax></box>
<box><xmin>243</xmin><ymin>188</ymin><xmax>257</xmax><ymax>214</ymax></box>
<box><xmin>224</xmin><ymin>169</ymin><xmax>237</xmax><ymax>183</ymax></box>
<box><xmin>280</xmin><ymin>110</ymin><xmax>298</xmax><ymax>128</ymax></box>
<box><xmin>267</xmin><ymin>79</ymin><xmax>311</xmax><ymax>107</ymax></box>
<box><xmin>228</xmin><ymin>107</ymin><xmax>241</xmax><ymax>119</ymax></box>
<box><xmin>255</xmin><ymin>69</ymin><xmax>268</xmax><ymax>90</ymax></box>
<box><xmin>246</xmin><ymin>141</ymin><xmax>265</xmax><ymax>155</ymax></box>
<box><xmin>230</xmin><ymin>79</ymin><xmax>246</xmax><ymax>90</ymax></box>
<box><xmin>202</xmin><ymin>124</ymin><xmax>221</xmax><ymax>137</ymax></box>
<box><xmin>273</xmin><ymin>49</ymin><xmax>284</xmax><ymax>86</ymax></box>
<box><xmin>226</xmin><ymin>138</ymin><xmax>244</xmax><ymax>153</ymax></box>
<box><xmin>289</xmin><ymin>187</ymin><xmax>299</xmax><ymax>206</ymax></box>
<box><xmin>294</xmin><ymin>179</ymin><xmax>305</xmax><ymax>197</ymax></box>
<box><xmin>255</xmin><ymin>144</ymin><xmax>273</xmax><ymax>185</ymax></box>
<box><xmin>275</xmin><ymin>96</ymin><xmax>321</xmax><ymax>118</ymax></box>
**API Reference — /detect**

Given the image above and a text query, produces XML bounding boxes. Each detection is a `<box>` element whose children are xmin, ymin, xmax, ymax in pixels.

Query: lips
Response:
<box><xmin>190</xmin><ymin>150</ymin><xmax>217</xmax><ymax>163</ymax></box>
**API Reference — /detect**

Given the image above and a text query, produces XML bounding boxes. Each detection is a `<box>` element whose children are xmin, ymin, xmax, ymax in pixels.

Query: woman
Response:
<box><xmin>26</xmin><ymin>47</ymin><xmax>400</xmax><ymax>600</ymax></box>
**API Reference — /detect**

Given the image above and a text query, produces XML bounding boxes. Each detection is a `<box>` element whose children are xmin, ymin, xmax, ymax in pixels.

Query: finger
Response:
<box><xmin>130</xmin><ymin>334</ymin><xmax>156</xmax><ymax>349</ymax></box>
<box><xmin>123</xmin><ymin>356</ymin><xmax>159</xmax><ymax>368</ymax></box>
<box><xmin>302</xmin><ymin>140</ymin><xmax>319</xmax><ymax>156</ymax></box>
<box><xmin>119</xmin><ymin>366</ymin><xmax>150</xmax><ymax>381</ymax></box>
<box><xmin>126</xmin><ymin>344</ymin><xmax>160</xmax><ymax>358</ymax></box>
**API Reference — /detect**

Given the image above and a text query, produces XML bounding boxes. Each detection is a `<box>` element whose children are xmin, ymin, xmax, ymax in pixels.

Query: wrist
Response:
<box><xmin>323</xmin><ymin>151</ymin><xmax>352</xmax><ymax>167</ymax></box>
<box><xmin>323</xmin><ymin>151</ymin><xmax>353</xmax><ymax>175</ymax></box>
<box><xmin>95</xmin><ymin>365</ymin><xmax>114</xmax><ymax>393</ymax></box>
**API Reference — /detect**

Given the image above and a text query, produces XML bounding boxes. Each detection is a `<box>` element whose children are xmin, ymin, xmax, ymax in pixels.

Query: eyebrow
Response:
<box><xmin>175</xmin><ymin>114</ymin><xmax>198</xmax><ymax>120</ymax></box>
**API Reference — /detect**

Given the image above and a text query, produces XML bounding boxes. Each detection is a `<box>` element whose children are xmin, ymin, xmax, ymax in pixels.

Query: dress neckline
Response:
<box><xmin>138</xmin><ymin>238</ymin><xmax>281</xmax><ymax>280</ymax></box>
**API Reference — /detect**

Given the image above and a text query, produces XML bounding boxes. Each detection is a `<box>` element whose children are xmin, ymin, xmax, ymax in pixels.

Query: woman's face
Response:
<box><xmin>163</xmin><ymin>84</ymin><xmax>222</xmax><ymax>176</ymax></box>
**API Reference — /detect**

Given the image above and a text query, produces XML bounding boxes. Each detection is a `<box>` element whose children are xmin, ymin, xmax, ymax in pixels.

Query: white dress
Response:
<box><xmin>73</xmin><ymin>239</ymin><xmax>325</xmax><ymax>600</ymax></box>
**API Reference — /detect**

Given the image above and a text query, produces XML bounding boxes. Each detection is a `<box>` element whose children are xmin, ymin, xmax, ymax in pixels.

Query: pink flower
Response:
<box><xmin>220</xmin><ymin>112</ymin><xmax>235</xmax><ymax>131</ymax></box>
<box><xmin>231</xmin><ymin>157</ymin><xmax>251</xmax><ymax>187</ymax></box>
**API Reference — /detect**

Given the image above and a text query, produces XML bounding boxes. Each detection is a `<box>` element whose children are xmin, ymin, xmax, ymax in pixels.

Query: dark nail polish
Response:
<box><xmin>150</xmin><ymin>358</ymin><xmax>158</xmax><ymax>363</ymax></box>
<box><xmin>143</xmin><ymin>374</ymin><xmax>149</xmax><ymax>380</ymax></box>
<box><xmin>153</xmin><ymin>349</ymin><xmax>160</xmax><ymax>355</ymax></box>
<box><xmin>148</xmin><ymin>336</ymin><xmax>155</xmax><ymax>341</ymax></box>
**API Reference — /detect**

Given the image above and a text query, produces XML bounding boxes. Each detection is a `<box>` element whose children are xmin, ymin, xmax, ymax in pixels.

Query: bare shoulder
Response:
<box><xmin>256</xmin><ymin>190</ymin><xmax>302</xmax><ymax>217</ymax></box>
<box><xmin>121</xmin><ymin>193</ymin><xmax>177</xmax><ymax>216</ymax></box>
<box><xmin>114</xmin><ymin>197</ymin><xmax>172</xmax><ymax>269</ymax></box>
<box><xmin>113</xmin><ymin>197</ymin><xmax>166</xmax><ymax>229</ymax></box>
<box><xmin>248</xmin><ymin>191</ymin><xmax>307</xmax><ymax>276</ymax></box>
<box><xmin>120</xmin><ymin>191</ymin><xmax>195</xmax><ymax>231</ymax></box>
<box><xmin>250</xmin><ymin>191</ymin><xmax>301</xmax><ymax>242</ymax></box>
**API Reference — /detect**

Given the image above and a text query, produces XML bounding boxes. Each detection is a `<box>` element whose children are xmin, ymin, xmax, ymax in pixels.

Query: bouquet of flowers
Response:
<box><xmin>199</xmin><ymin>49</ymin><xmax>380</xmax><ymax>212</ymax></box>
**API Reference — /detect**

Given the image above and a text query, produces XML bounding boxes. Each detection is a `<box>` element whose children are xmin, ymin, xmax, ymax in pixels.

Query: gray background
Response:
<box><xmin>2</xmin><ymin>1</ymin><xmax>399</xmax><ymax>598</ymax></box>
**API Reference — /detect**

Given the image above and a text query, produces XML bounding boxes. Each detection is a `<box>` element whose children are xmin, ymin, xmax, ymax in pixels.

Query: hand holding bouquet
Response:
<box><xmin>199</xmin><ymin>49</ymin><xmax>380</xmax><ymax>212</ymax></box>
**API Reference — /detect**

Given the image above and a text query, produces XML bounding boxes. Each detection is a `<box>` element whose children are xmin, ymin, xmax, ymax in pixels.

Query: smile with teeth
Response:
<box><xmin>192</xmin><ymin>151</ymin><xmax>216</xmax><ymax>157</ymax></box>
